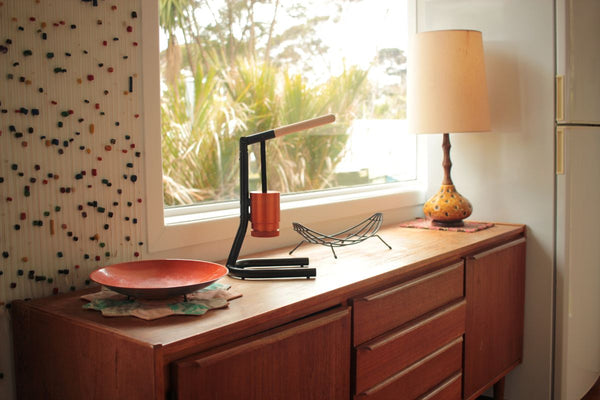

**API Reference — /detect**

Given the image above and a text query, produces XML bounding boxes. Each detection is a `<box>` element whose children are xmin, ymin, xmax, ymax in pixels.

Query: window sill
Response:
<box><xmin>140</xmin><ymin>0</ymin><xmax>423</xmax><ymax>261</ymax></box>
<box><xmin>147</xmin><ymin>182</ymin><xmax>426</xmax><ymax>255</ymax></box>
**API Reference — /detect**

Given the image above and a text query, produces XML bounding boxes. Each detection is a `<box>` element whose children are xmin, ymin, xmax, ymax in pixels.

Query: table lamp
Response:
<box><xmin>408</xmin><ymin>29</ymin><xmax>491</xmax><ymax>227</ymax></box>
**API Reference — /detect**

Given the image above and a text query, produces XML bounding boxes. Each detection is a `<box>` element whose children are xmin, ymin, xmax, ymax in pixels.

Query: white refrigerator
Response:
<box><xmin>555</xmin><ymin>0</ymin><xmax>600</xmax><ymax>399</ymax></box>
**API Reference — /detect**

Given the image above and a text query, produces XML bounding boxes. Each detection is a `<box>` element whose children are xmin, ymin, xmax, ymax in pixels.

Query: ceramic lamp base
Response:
<box><xmin>423</xmin><ymin>184</ymin><xmax>472</xmax><ymax>227</ymax></box>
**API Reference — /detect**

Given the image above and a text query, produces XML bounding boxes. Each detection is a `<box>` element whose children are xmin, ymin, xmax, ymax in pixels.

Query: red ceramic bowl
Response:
<box><xmin>89</xmin><ymin>259</ymin><xmax>228</xmax><ymax>299</ymax></box>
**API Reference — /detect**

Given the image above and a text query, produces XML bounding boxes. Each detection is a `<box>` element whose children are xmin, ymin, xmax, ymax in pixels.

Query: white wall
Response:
<box><xmin>417</xmin><ymin>1</ymin><xmax>556</xmax><ymax>398</ymax></box>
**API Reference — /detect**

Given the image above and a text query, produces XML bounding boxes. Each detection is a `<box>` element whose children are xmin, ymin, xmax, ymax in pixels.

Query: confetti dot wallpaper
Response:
<box><xmin>0</xmin><ymin>1</ymin><xmax>144</xmax><ymax>397</ymax></box>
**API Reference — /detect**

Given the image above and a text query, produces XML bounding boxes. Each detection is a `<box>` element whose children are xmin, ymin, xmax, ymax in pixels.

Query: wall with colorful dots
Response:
<box><xmin>0</xmin><ymin>1</ymin><xmax>144</xmax><ymax>397</ymax></box>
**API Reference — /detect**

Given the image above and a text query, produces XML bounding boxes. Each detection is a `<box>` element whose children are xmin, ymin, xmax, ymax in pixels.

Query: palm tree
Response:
<box><xmin>159</xmin><ymin>0</ymin><xmax>371</xmax><ymax>205</ymax></box>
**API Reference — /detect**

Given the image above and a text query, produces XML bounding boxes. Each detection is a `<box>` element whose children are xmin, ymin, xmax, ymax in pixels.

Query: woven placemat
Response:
<box><xmin>81</xmin><ymin>282</ymin><xmax>241</xmax><ymax>320</ymax></box>
<box><xmin>399</xmin><ymin>218</ymin><xmax>494</xmax><ymax>233</ymax></box>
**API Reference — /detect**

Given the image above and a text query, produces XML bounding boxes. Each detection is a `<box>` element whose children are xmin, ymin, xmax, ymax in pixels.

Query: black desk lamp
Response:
<box><xmin>226</xmin><ymin>114</ymin><xmax>336</xmax><ymax>279</ymax></box>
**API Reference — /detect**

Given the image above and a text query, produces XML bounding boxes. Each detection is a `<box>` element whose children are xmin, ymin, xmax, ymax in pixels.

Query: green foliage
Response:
<box><xmin>273</xmin><ymin>67</ymin><xmax>368</xmax><ymax>192</ymax></box>
<box><xmin>158</xmin><ymin>0</ymin><xmax>401</xmax><ymax>205</ymax></box>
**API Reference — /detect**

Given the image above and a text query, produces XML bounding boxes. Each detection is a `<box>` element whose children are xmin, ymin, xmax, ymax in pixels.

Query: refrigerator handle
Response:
<box><xmin>556</xmin><ymin>75</ymin><xmax>565</xmax><ymax>122</ymax></box>
<box><xmin>556</xmin><ymin>127</ymin><xmax>565</xmax><ymax>175</ymax></box>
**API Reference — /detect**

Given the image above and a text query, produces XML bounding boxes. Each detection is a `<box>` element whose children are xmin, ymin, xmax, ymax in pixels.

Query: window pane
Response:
<box><xmin>159</xmin><ymin>0</ymin><xmax>413</xmax><ymax>207</ymax></box>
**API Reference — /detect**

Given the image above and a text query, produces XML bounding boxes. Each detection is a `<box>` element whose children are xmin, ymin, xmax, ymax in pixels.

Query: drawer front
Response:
<box><xmin>355</xmin><ymin>300</ymin><xmax>466</xmax><ymax>394</ymax></box>
<box><xmin>353</xmin><ymin>262</ymin><xmax>464</xmax><ymax>345</ymax></box>
<box><xmin>355</xmin><ymin>337</ymin><xmax>463</xmax><ymax>400</ymax></box>
<box><xmin>419</xmin><ymin>373</ymin><xmax>462</xmax><ymax>400</ymax></box>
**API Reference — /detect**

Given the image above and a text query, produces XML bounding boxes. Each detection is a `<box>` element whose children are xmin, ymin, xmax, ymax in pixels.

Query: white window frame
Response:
<box><xmin>141</xmin><ymin>1</ymin><xmax>426</xmax><ymax>256</ymax></box>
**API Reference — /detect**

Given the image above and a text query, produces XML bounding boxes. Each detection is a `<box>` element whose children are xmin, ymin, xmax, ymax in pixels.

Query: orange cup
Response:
<box><xmin>250</xmin><ymin>191</ymin><xmax>280</xmax><ymax>237</ymax></box>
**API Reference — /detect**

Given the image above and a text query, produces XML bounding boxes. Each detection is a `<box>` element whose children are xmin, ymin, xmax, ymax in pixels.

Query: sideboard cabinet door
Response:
<box><xmin>464</xmin><ymin>238</ymin><xmax>526</xmax><ymax>399</ymax></box>
<box><xmin>173</xmin><ymin>307</ymin><xmax>351</xmax><ymax>400</ymax></box>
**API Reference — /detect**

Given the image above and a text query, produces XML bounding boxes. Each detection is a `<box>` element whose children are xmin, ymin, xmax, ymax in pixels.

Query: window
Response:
<box><xmin>142</xmin><ymin>1</ymin><xmax>424</xmax><ymax>254</ymax></box>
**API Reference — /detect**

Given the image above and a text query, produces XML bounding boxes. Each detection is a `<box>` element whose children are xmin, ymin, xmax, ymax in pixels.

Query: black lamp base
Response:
<box><xmin>228</xmin><ymin>257</ymin><xmax>315</xmax><ymax>279</ymax></box>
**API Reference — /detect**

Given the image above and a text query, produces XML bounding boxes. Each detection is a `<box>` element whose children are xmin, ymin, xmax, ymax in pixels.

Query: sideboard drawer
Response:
<box><xmin>420</xmin><ymin>373</ymin><xmax>462</xmax><ymax>400</ymax></box>
<box><xmin>353</xmin><ymin>261</ymin><xmax>464</xmax><ymax>345</ymax></box>
<box><xmin>355</xmin><ymin>337</ymin><xmax>463</xmax><ymax>400</ymax></box>
<box><xmin>355</xmin><ymin>300</ymin><xmax>466</xmax><ymax>394</ymax></box>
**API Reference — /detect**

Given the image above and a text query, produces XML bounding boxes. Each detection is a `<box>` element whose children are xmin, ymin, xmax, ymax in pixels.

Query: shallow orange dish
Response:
<box><xmin>89</xmin><ymin>259</ymin><xmax>228</xmax><ymax>299</ymax></box>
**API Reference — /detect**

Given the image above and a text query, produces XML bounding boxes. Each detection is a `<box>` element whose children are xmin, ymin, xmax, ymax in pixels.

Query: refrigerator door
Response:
<box><xmin>555</xmin><ymin>126</ymin><xmax>600</xmax><ymax>400</ymax></box>
<box><xmin>556</xmin><ymin>0</ymin><xmax>600</xmax><ymax>124</ymax></box>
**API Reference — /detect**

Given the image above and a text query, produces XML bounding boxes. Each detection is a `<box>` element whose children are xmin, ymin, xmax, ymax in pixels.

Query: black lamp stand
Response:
<box><xmin>226</xmin><ymin>128</ymin><xmax>315</xmax><ymax>279</ymax></box>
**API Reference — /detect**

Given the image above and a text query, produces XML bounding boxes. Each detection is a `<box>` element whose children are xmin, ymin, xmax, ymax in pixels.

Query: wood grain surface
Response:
<box><xmin>463</xmin><ymin>238</ymin><xmax>526</xmax><ymax>399</ymax></box>
<box><xmin>12</xmin><ymin>222</ymin><xmax>525</xmax><ymax>399</ymax></box>
<box><xmin>174</xmin><ymin>307</ymin><xmax>350</xmax><ymax>400</ymax></box>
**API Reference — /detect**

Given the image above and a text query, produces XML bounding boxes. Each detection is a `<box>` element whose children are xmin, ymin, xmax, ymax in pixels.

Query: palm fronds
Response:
<box><xmin>159</xmin><ymin>0</ymin><xmax>371</xmax><ymax>206</ymax></box>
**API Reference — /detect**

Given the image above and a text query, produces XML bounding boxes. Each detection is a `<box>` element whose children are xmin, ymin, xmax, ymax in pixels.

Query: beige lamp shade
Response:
<box><xmin>408</xmin><ymin>30</ymin><xmax>491</xmax><ymax>134</ymax></box>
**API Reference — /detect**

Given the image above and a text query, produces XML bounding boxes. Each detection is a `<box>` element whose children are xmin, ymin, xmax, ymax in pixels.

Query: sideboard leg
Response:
<box><xmin>493</xmin><ymin>378</ymin><xmax>505</xmax><ymax>400</ymax></box>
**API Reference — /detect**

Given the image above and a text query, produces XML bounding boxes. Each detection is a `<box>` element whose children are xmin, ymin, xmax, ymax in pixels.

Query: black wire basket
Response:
<box><xmin>289</xmin><ymin>213</ymin><xmax>392</xmax><ymax>259</ymax></box>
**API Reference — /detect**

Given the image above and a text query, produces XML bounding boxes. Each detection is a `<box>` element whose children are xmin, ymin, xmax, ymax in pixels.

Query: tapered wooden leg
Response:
<box><xmin>493</xmin><ymin>378</ymin><xmax>505</xmax><ymax>400</ymax></box>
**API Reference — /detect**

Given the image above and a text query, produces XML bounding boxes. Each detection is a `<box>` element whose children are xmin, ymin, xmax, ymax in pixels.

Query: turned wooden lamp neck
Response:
<box><xmin>441</xmin><ymin>133</ymin><xmax>454</xmax><ymax>185</ymax></box>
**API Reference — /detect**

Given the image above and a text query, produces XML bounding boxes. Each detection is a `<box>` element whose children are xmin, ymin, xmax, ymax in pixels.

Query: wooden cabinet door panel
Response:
<box><xmin>355</xmin><ymin>301</ymin><xmax>466</xmax><ymax>394</ymax></box>
<box><xmin>353</xmin><ymin>262</ymin><xmax>464</xmax><ymax>345</ymax></box>
<box><xmin>12</xmin><ymin>305</ymin><xmax>159</xmax><ymax>400</ymax></box>
<box><xmin>355</xmin><ymin>337</ymin><xmax>463</xmax><ymax>400</ymax></box>
<box><xmin>464</xmin><ymin>238</ymin><xmax>526</xmax><ymax>399</ymax></box>
<box><xmin>174</xmin><ymin>307</ymin><xmax>350</xmax><ymax>400</ymax></box>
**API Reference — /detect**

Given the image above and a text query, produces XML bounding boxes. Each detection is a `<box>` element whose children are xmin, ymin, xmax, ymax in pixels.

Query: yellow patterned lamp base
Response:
<box><xmin>423</xmin><ymin>185</ymin><xmax>472</xmax><ymax>227</ymax></box>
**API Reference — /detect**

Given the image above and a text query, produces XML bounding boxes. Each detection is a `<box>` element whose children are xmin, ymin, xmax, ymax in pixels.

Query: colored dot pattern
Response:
<box><xmin>0</xmin><ymin>2</ymin><xmax>145</xmax><ymax>313</ymax></box>
<box><xmin>0</xmin><ymin>2</ymin><xmax>150</xmax><ymax>388</ymax></box>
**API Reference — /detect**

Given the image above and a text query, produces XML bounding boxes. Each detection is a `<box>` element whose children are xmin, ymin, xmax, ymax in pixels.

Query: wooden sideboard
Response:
<box><xmin>11</xmin><ymin>223</ymin><xmax>526</xmax><ymax>400</ymax></box>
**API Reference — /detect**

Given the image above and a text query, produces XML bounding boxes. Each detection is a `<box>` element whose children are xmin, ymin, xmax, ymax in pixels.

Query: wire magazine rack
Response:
<box><xmin>289</xmin><ymin>213</ymin><xmax>392</xmax><ymax>259</ymax></box>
